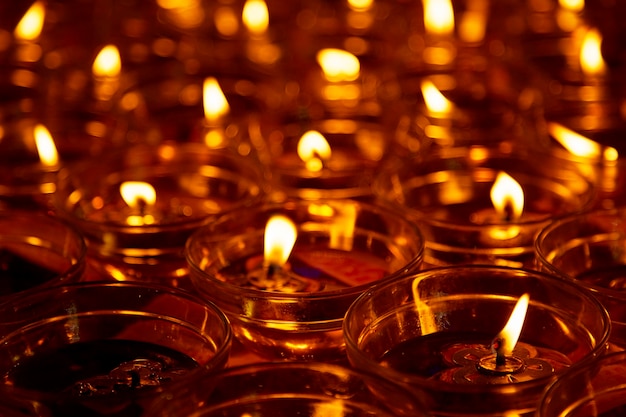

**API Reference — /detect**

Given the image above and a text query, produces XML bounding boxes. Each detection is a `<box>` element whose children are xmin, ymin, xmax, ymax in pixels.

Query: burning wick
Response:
<box><xmin>478</xmin><ymin>293</ymin><xmax>529</xmax><ymax>375</ymax></box>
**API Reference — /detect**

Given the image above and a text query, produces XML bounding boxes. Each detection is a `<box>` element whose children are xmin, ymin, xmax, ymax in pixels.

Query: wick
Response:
<box><xmin>265</xmin><ymin>262</ymin><xmax>281</xmax><ymax>279</ymax></box>
<box><xmin>503</xmin><ymin>200</ymin><xmax>514</xmax><ymax>223</ymax></box>
<box><xmin>491</xmin><ymin>336</ymin><xmax>507</xmax><ymax>367</ymax></box>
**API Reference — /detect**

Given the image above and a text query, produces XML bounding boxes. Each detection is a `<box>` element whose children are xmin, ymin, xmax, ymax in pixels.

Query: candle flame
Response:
<box><xmin>412</xmin><ymin>276</ymin><xmax>438</xmax><ymax>335</ymax></box>
<box><xmin>423</xmin><ymin>0</ymin><xmax>455</xmax><ymax>36</ymax></box>
<box><xmin>203</xmin><ymin>77</ymin><xmax>230</xmax><ymax>121</ymax></box>
<box><xmin>492</xmin><ymin>293</ymin><xmax>530</xmax><ymax>358</ymax></box>
<box><xmin>92</xmin><ymin>45</ymin><xmax>121</xmax><ymax>78</ymax></box>
<box><xmin>491</xmin><ymin>172</ymin><xmax>524</xmax><ymax>222</ymax></box>
<box><xmin>14</xmin><ymin>1</ymin><xmax>45</xmax><ymax>41</ymax></box>
<box><xmin>316</xmin><ymin>49</ymin><xmax>360</xmax><ymax>82</ymax></box>
<box><xmin>264</xmin><ymin>215</ymin><xmax>297</xmax><ymax>268</ymax></box>
<box><xmin>347</xmin><ymin>0</ymin><xmax>374</xmax><ymax>11</ymax></box>
<box><xmin>242</xmin><ymin>0</ymin><xmax>269</xmax><ymax>35</ymax></box>
<box><xmin>459</xmin><ymin>0</ymin><xmax>488</xmax><ymax>43</ymax></box>
<box><xmin>548</xmin><ymin>122</ymin><xmax>618</xmax><ymax>161</ymax></box>
<box><xmin>120</xmin><ymin>181</ymin><xmax>157</xmax><ymax>226</ymax></box>
<box><xmin>559</xmin><ymin>0</ymin><xmax>584</xmax><ymax>12</ymax></box>
<box><xmin>297</xmin><ymin>130</ymin><xmax>332</xmax><ymax>172</ymax></box>
<box><xmin>34</xmin><ymin>124</ymin><xmax>59</xmax><ymax>167</ymax></box>
<box><xmin>421</xmin><ymin>80</ymin><xmax>453</xmax><ymax>114</ymax></box>
<box><xmin>579</xmin><ymin>28</ymin><xmax>606</xmax><ymax>76</ymax></box>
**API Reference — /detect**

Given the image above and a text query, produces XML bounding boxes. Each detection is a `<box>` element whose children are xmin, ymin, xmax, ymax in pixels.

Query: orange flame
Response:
<box><xmin>297</xmin><ymin>130</ymin><xmax>332</xmax><ymax>172</ymax></box>
<box><xmin>120</xmin><ymin>181</ymin><xmax>157</xmax><ymax>226</ymax></box>
<box><xmin>34</xmin><ymin>124</ymin><xmax>59</xmax><ymax>167</ymax></box>
<box><xmin>421</xmin><ymin>80</ymin><xmax>453</xmax><ymax>114</ymax></box>
<box><xmin>316</xmin><ymin>49</ymin><xmax>360</xmax><ymax>82</ymax></box>
<box><xmin>92</xmin><ymin>45</ymin><xmax>121</xmax><ymax>78</ymax></box>
<box><xmin>264</xmin><ymin>215</ymin><xmax>297</xmax><ymax>268</ymax></box>
<box><xmin>14</xmin><ymin>1</ymin><xmax>45</xmax><ymax>41</ymax></box>
<box><xmin>423</xmin><ymin>0</ymin><xmax>455</xmax><ymax>36</ymax></box>
<box><xmin>242</xmin><ymin>0</ymin><xmax>269</xmax><ymax>35</ymax></box>
<box><xmin>579</xmin><ymin>28</ymin><xmax>606</xmax><ymax>76</ymax></box>
<box><xmin>493</xmin><ymin>294</ymin><xmax>530</xmax><ymax>357</ymax></box>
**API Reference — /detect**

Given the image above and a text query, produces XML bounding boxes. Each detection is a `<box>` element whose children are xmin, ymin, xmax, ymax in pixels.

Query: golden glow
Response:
<box><xmin>548</xmin><ymin>122</ymin><xmax>618</xmax><ymax>161</ymax></box>
<box><xmin>92</xmin><ymin>45</ymin><xmax>121</xmax><ymax>77</ymax></box>
<box><xmin>214</xmin><ymin>6</ymin><xmax>239</xmax><ymax>37</ymax></box>
<box><xmin>412</xmin><ymin>276</ymin><xmax>438</xmax><ymax>335</ymax></box>
<box><xmin>459</xmin><ymin>0</ymin><xmax>488</xmax><ymax>43</ymax></box>
<box><xmin>329</xmin><ymin>202</ymin><xmax>357</xmax><ymax>251</ymax></box>
<box><xmin>242</xmin><ymin>0</ymin><xmax>269</xmax><ymax>35</ymax></box>
<box><xmin>421</xmin><ymin>80</ymin><xmax>453</xmax><ymax>114</ymax></box>
<box><xmin>579</xmin><ymin>28</ymin><xmax>606</xmax><ymax>76</ymax></box>
<box><xmin>312</xmin><ymin>400</ymin><xmax>345</xmax><ymax>417</ymax></box>
<box><xmin>297</xmin><ymin>130</ymin><xmax>332</xmax><ymax>172</ymax></box>
<box><xmin>203</xmin><ymin>77</ymin><xmax>230</xmax><ymax>121</ymax></box>
<box><xmin>559</xmin><ymin>0</ymin><xmax>584</xmax><ymax>12</ymax></box>
<box><xmin>491</xmin><ymin>172</ymin><xmax>524</xmax><ymax>222</ymax></box>
<box><xmin>423</xmin><ymin>0</ymin><xmax>455</xmax><ymax>36</ymax></box>
<box><xmin>494</xmin><ymin>294</ymin><xmax>530</xmax><ymax>357</ymax></box>
<box><xmin>14</xmin><ymin>1</ymin><xmax>45</xmax><ymax>41</ymax></box>
<box><xmin>316</xmin><ymin>49</ymin><xmax>360</xmax><ymax>82</ymax></box>
<box><xmin>120</xmin><ymin>181</ymin><xmax>157</xmax><ymax>226</ymax></box>
<box><xmin>264</xmin><ymin>215</ymin><xmax>297</xmax><ymax>268</ymax></box>
<box><xmin>34</xmin><ymin>124</ymin><xmax>59</xmax><ymax>167</ymax></box>
<box><xmin>347</xmin><ymin>0</ymin><xmax>374</xmax><ymax>10</ymax></box>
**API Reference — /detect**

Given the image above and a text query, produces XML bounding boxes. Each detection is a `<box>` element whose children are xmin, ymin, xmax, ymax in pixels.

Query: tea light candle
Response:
<box><xmin>374</xmin><ymin>149</ymin><xmax>594</xmax><ymax>267</ymax></box>
<box><xmin>53</xmin><ymin>141</ymin><xmax>264</xmax><ymax>287</ymax></box>
<box><xmin>186</xmin><ymin>199</ymin><xmax>425</xmax><ymax>361</ymax></box>
<box><xmin>343</xmin><ymin>266</ymin><xmax>611</xmax><ymax>416</ymax></box>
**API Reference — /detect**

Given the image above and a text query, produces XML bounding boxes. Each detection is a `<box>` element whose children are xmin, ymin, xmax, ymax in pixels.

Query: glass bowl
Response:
<box><xmin>343</xmin><ymin>265</ymin><xmax>611</xmax><ymax>416</ymax></box>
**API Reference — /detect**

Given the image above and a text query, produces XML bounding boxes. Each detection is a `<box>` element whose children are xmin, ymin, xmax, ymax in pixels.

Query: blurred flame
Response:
<box><xmin>559</xmin><ymin>0</ymin><xmax>584</xmax><ymax>12</ymax></box>
<box><xmin>264</xmin><ymin>215</ymin><xmax>297</xmax><ymax>268</ymax></box>
<box><xmin>215</xmin><ymin>6</ymin><xmax>239</xmax><ymax>37</ymax></box>
<box><xmin>34</xmin><ymin>124</ymin><xmax>58</xmax><ymax>167</ymax></box>
<box><xmin>203</xmin><ymin>77</ymin><xmax>230</xmax><ymax>121</ymax></box>
<box><xmin>120</xmin><ymin>181</ymin><xmax>157</xmax><ymax>226</ymax></box>
<box><xmin>92</xmin><ymin>45</ymin><xmax>121</xmax><ymax>78</ymax></box>
<box><xmin>316</xmin><ymin>49</ymin><xmax>360</xmax><ymax>82</ymax></box>
<box><xmin>579</xmin><ymin>28</ymin><xmax>606</xmax><ymax>76</ymax></box>
<box><xmin>423</xmin><ymin>0</ymin><xmax>455</xmax><ymax>36</ymax></box>
<box><xmin>491</xmin><ymin>172</ymin><xmax>524</xmax><ymax>222</ymax></box>
<box><xmin>14</xmin><ymin>1</ymin><xmax>45</xmax><ymax>41</ymax></box>
<box><xmin>421</xmin><ymin>80</ymin><xmax>453</xmax><ymax>114</ymax></box>
<box><xmin>493</xmin><ymin>294</ymin><xmax>529</xmax><ymax>357</ymax></box>
<box><xmin>459</xmin><ymin>0</ymin><xmax>488</xmax><ymax>43</ymax></box>
<box><xmin>347</xmin><ymin>0</ymin><xmax>374</xmax><ymax>11</ymax></box>
<box><xmin>242</xmin><ymin>0</ymin><xmax>269</xmax><ymax>35</ymax></box>
<box><xmin>297</xmin><ymin>130</ymin><xmax>332</xmax><ymax>172</ymax></box>
<box><xmin>548</xmin><ymin>122</ymin><xmax>618</xmax><ymax>161</ymax></box>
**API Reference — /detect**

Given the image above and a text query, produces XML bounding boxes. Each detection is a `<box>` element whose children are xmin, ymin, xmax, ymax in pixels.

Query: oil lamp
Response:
<box><xmin>343</xmin><ymin>265</ymin><xmax>611</xmax><ymax>416</ymax></box>
<box><xmin>186</xmin><ymin>198</ymin><xmax>424</xmax><ymax>361</ymax></box>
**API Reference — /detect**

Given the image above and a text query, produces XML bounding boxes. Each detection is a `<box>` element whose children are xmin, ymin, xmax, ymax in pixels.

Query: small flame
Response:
<box><xmin>347</xmin><ymin>0</ymin><xmax>374</xmax><ymax>10</ymax></box>
<box><xmin>242</xmin><ymin>0</ymin><xmax>269</xmax><ymax>35</ymax></box>
<box><xmin>492</xmin><ymin>294</ymin><xmax>530</xmax><ymax>358</ymax></box>
<box><xmin>14</xmin><ymin>1</ymin><xmax>45</xmax><ymax>41</ymax></box>
<box><xmin>423</xmin><ymin>0</ymin><xmax>455</xmax><ymax>36</ymax></box>
<box><xmin>491</xmin><ymin>172</ymin><xmax>524</xmax><ymax>222</ymax></box>
<box><xmin>548</xmin><ymin>122</ymin><xmax>618</xmax><ymax>161</ymax></box>
<box><xmin>120</xmin><ymin>181</ymin><xmax>157</xmax><ymax>226</ymax></box>
<box><xmin>316</xmin><ymin>49</ymin><xmax>360</xmax><ymax>82</ymax></box>
<box><xmin>297</xmin><ymin>130</ymin><xmax>332</xmax><ymax>172</ymax></box>
<box><xmin>92</xmin><ymin>45</ymin><xmax>121</xmax><ymax>78</ymax></box>
<box><xmin>459</xmin><ymin>0</ymin><xmax>488</xmax><ymax>43</ymax></box>
<box><xmin>203</xmin><ymin>77</ymin><xmax>230</xmax><ymax>122</ymax></box>
<box><xmin>34</xmin><ymin>124</ymin><xmax>59</xmax><ymax>167</ymax></box>
<box><xmin>421</xmin><ymin>80</ymin><xmax>453</xmax><ymax>114</ymax></box>
<box><xmin>579</xmin><ymin>28</ymin><xmax>606</xmax><ymax>76</ymax></box>
<box><xmin>559</xmin><ymin>0</ymin><xmax>584</xmax><ymax>12</ymax></box>
<box><xmin>264</xmin><ymin>215</ymin><xmax>297</xmax><ymax>268</ymax></box>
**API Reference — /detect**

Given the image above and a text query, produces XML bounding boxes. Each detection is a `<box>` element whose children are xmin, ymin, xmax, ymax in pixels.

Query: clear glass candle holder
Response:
<box><xmin>535</xmin><ymin>207</ymin><xmax>626</xmax><ymax>350</ymax></box>
<box><xmin>373</xmin><ymin>147</ymin><xmax>595</xmax><ymax>268</ymax></box>
<box><xmin>186</xmin><ymin>198</ymin><xmax>424</xmax><ymax>361</ymax></box>
<box><xmin>537</xmin><ymin>351</ymin><xmax>626</xmax><ymax>417</ymax></box>
<box><xmin>53</xmin><ymin>141</ymin><xmax>265</xmax><ymax>288</ymax></box>
<box><xmin>0</xmin><ymin>281</ymin><xmax>232</xmax><ymax>416</ymax></box>
<box><xmin>343</xmin><ymin>265</ymin><xmax>611</xmax><ymax>417</ymax></box>
<box><xmin>260</xmin><ymin>118</ymin><xmax>395</xmax><ymax>200</ymax></box>
<box><xmin>0</xmin><ymin>209</ymin><xmax>86</xmax><ymax>302</ymax></box>
<box><xmin>146</xmin><ymin>361</ymin><xmax>428</xmax><ymax>417</ymax></box>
